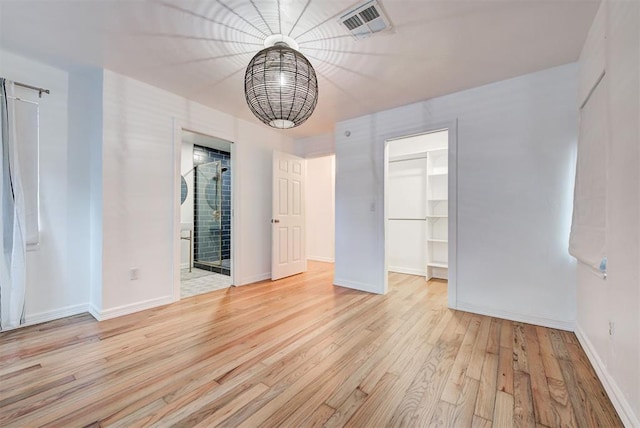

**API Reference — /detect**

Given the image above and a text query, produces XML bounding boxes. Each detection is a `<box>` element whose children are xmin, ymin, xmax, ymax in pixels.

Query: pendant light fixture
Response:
<box><xmin>244</xmin><ymin>35</ymin><xmax>318</xmax><ymax>129</ymax></box>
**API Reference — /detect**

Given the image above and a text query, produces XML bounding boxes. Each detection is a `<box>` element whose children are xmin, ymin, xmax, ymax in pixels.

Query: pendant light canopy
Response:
<box><xmin>244</xmin><ymin>41</ymin><xmax>318</xmax><ymax>129</ymax></box>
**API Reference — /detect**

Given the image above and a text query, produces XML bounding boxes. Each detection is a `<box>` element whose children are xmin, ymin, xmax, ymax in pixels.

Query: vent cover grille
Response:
<box><xmin>359</xmin><ymin>6</ymin><xmax>380</xmax><ymax>22</ymax></box>
<box><xmin>338</xmin><ymin>0</ymin><xmax>392</xmax><ymax>40</ymax></box>
<box><xmin>343</xmin><ymin>15</ymin><xmax>364</xmax><ymax>31</ymax></box>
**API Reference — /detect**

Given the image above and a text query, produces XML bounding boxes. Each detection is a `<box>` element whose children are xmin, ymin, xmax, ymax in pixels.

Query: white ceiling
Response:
<box><xmin>0</xmin><ymin>0</ymin><xmax>599</xmax><ymax>138</ymax></box>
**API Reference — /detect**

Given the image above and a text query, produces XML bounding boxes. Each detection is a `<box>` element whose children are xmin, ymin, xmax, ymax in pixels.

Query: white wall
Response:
<box><xmin>575</xmin><ymin>2</ymin><xmax>640</xmax><ymax>426</ymax></box>
<box><xmin>295</xmin><ymin>133</ymin><xmax>335</xmax><ymax>158</ymax></box>
<box><xmin>99</xmin><ymin>70</ymin><xmax>295</xmax><ymax>317</ymax></box>
<box><xmin>306</xmin><ymin>155</ymin><xmax>335</xmax><ymax>263</ymax></box>
<box><xmin>68</xmin><ymin>68</ymin><xmax>104</xmax><ymax>317</ymax></box>
<box><xmin>0</xmin><ymin>49</ymin><xmax>90</xmax><ymax>324</ymax></box>
<box><xmin>335</xmin><ymin>63</ymin><xmax>578</xmax><ymax>329</ymax></box>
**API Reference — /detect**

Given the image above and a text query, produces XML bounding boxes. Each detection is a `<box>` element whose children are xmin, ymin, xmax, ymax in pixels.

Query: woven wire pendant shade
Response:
<box><xmin>244</xmin><ymin>44</ymin><xmax>318</xmax><ymax>129</ymax></box>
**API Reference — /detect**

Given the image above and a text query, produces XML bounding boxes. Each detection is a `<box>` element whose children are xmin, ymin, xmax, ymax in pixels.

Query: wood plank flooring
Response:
<box><xmin>0</xmin><ymin>262</ymin><xmax>622</xmax><ymax>427</ymax></box>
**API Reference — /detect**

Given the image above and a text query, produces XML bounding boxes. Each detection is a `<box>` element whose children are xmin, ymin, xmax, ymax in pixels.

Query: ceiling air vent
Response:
<box><xmin>338</xmin><ymin>0</ymin><xmax>392</xmax><ymax>40</ymax></box>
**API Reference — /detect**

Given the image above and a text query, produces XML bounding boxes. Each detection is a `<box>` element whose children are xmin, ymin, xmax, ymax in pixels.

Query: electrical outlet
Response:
<box><xmin>608</xmin><ymin>321</ymin><xmax>615</xmax><ymax>336</ymax></box>
<box><xmin>129</xmin><ymin>268</ymin><xmax>139</xmax><ymax>281</ymax></box>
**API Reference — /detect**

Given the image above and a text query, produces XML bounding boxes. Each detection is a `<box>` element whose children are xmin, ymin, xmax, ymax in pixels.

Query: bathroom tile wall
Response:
<box><xmin>193</xmin><ymin>145</ymin><xmax>231</xmax><ymax>274</ymax></box>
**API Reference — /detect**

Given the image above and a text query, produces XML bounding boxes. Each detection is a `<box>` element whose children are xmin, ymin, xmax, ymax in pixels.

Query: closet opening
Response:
<box><xmin>384</xmin><ymin>127</ymin><xmax>457</xmax><ymax>307</ymax></box>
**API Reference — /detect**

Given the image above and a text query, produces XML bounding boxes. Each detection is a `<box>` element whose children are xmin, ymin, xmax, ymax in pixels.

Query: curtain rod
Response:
<box><xmin>14</xmin><ymin>81</ymin><xmax>50</xmax><ymax>98</ymax></box>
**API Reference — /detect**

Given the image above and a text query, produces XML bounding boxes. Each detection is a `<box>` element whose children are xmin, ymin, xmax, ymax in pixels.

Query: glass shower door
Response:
<box><xmin>194</xmin><ymin>161</ymin><xmax>223</xmax><ymax>269</ymax></box>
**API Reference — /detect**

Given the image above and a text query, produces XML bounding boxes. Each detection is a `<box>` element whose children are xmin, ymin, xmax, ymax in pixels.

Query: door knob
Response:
<box><xmin>271</xmin><ymin>219</ymin><xmax>280</xmax><ymax>223</ymax></box>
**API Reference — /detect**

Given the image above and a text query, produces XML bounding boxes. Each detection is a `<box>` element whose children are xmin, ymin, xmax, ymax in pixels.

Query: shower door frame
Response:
<box><xmin>193</xmin><ymin>159</ymin><xmax>227</xmax><ymax>271</ymax></box>
<box><xmin>171</xmin><ymin>119</ymin><xmax>237</xmax><ymax>302</ymax></box>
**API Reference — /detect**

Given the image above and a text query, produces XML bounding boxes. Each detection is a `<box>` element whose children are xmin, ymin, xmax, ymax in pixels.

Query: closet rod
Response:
<box><xmin>13</xmin><ymin>81</ymin><xmax>50</xmax><ymax>98</ymax></box>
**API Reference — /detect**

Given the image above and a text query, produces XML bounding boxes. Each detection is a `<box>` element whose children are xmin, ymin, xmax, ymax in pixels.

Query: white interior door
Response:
<box><xmin>272</xmin><ymin>151</ymin><xmax>306</xmax><ymax>280</ymax></box>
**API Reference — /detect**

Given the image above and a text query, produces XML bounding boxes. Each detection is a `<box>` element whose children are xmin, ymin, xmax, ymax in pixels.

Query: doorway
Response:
<box><xmin>178</xmin><ymin>130</ymin><xmax>234</xmax><ymax>298</ymax></box>
<box><xmin>385</xmin><ymin>127</ymin><xmax>457</xmax><ymax>306</ymax></box>
<box><xmin>305</xmin><ymin>155</ymin><xmax>335</xmax><ymax>264</ymax></box>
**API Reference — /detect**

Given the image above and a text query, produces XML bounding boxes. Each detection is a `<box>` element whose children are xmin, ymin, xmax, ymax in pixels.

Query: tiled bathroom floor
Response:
<box><xmin>180</xmin><ymin>268</ymin><xmax>215</xmax><ymax>281</ymax></box>
<box><xmin>180</xmin><ymin>268</ymin><xmax>232</xmax><ymax>298</ymax></box>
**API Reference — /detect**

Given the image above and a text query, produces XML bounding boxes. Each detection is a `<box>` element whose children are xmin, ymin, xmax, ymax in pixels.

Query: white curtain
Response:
<box><xmin>0</xmin><ymin>79</ymin><xmax>27</xmax><ymax>330</ymax></box>
<box><xmin>569</xmin><ymin>76</ymin><xmax>608</xmax><ymax>271</ymax></box>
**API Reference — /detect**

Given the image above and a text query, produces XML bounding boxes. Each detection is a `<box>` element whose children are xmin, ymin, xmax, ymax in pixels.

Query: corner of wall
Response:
<box><xmin>68</xmin><ymin>67</ymin><xmax>105</xmax><ymax>315</ymax></box>
<box><xmin>91</xmin><ymin>295</ymin><xmax>174</xmax><ymax>321</ymax></box>
<box><xmin>236</xmin><ymin>272</ymin><xmax>271</xmax><ymax>286</ymax></box>
<box><xmin>294</xmin><ymin>132</ymin><xmax>335</xmax><ymax>158</ymax></box>
<box><xmin>24</xmin><ymin>304</ymin><xmax>91</xmax><ymax>327</ymax></box>
<box><xmin>333</xmin><ymin>278</ymin><xmax>384</xmax><ymax>295</ymax></box>
<box><xmin>575</xmin><ymin>323</ymin><xmax>640</xmax><ymax>428</ymax></box>
<box><xmin>456</xmin><ymin>301</ymin><xmax>575</xmax><ymax>331</ymax></box>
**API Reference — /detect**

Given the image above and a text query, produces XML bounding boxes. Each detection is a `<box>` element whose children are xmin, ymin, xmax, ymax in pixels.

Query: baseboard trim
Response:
<box><xmin>236</xmin><ymin>272</ymin><xmax>271</xmax><ymax>286</ymax></box>
<box><xmin>575</xmin><ymin>325</ymin><xmax>639</xmax><ymax>428</ymax></box>
<box><xmin>21</xmin><ymin>303</ymin><xmax>89</xmax><ymax>327</ymax></box>
<box><xmin>92</xmin><ymin>296</ymin><xmax>174</xmax><ymax>321</ymax></box>
<box><xmin>333</xmin><ymin>278</ymin><xmax>382</xmax><ymax>295</ymax></box>
<box><xmin>456</xmin><ymin>301</ymin><xmax>575</xmax><ymax>331</ymax></box>
<box><xmin>88</xmin><ymin>303</ymin><xmax>102</xmax><ymax>321</ymax></box>
<box><xmin>388</xmin><ymin>266</ymin><xmax>425</xmax><ymax>276</ymax></box>
<box><xmin>307</xmin><ymin>256</ymin><xmax>335</xmax><ymax>263</ymax></box>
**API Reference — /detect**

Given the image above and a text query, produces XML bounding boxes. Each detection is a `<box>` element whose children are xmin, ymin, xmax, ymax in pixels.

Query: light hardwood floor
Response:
<box><xmin>0</xmin><ymin>262</ymin><xmax>621</xmax><ymax>427</ymax></box>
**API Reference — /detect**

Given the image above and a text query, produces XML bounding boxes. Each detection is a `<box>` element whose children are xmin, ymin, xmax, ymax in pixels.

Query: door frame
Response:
<box><xmin>383</xmin><ymin>120</ymin><xmax>458</xmax><ymax>309</ymax></box>
<box><xmin>171</xmin><ymin>119</ymin><xmax>238</xmax><ymax>302</ymax></box>
<box><xmin>303</xmin><ymin>154</ymin><xmax>336</xmax><ymax>264</ymax></box>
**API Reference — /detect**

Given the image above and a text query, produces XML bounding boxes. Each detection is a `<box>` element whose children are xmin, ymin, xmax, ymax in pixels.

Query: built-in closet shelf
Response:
<box><xmin>427</xmin><ymin>261</ymin><xmax>448</xmax><ymax>268</ymax></box>
<box><xmin>426</xmin><ymin>143</ymin><xmax>449</xmax><ymax>281</ymax></box>
<box><xmin>389</xmin><ymin>152</ymin><xmax>429</xmax><ymax>163</ymax></box>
